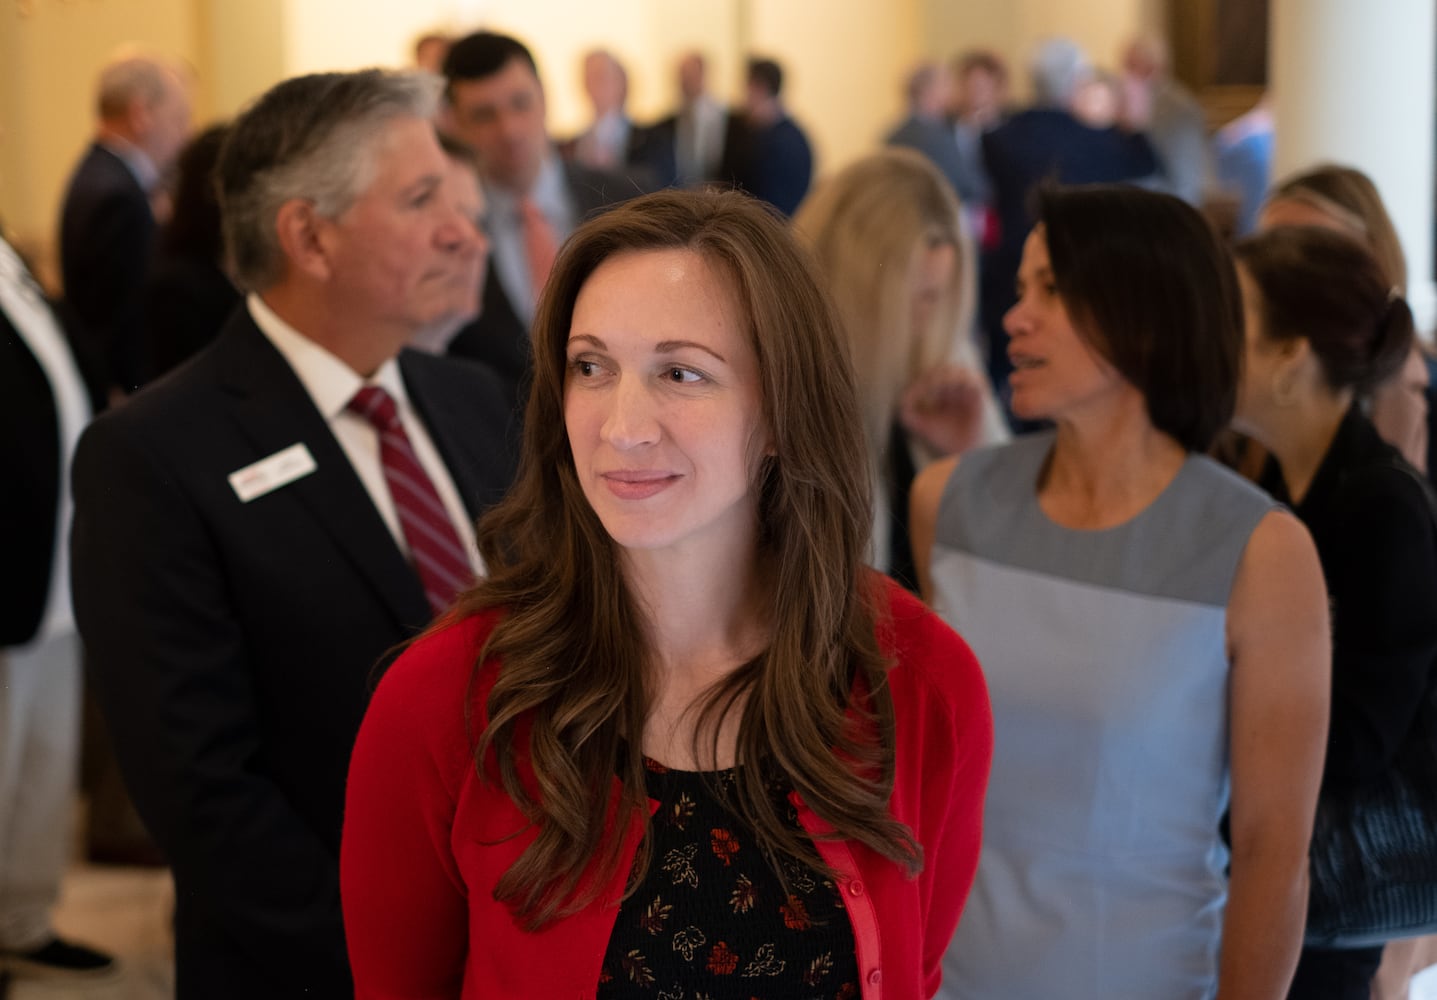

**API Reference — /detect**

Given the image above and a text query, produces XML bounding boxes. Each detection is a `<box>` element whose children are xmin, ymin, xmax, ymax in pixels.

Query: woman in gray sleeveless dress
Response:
<box><xmin>910</xmin><ymin>186</ymin><xmax>1332</xmax><ymax>999</ymax></box>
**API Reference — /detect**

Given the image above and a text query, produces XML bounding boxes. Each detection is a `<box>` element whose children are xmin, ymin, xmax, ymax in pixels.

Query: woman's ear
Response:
<box><xmin>274</xmin><ymin>199</ymin><xmax>333</xmax><ymax>283</ymax></box>
<box><xmin>1269</xmin><ymin>337</ymin><xmax>1315</xmax><ymax>408</ymax></box>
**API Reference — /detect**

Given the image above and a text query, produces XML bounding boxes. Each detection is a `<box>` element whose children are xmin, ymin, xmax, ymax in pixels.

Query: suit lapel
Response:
<box><xmin>214</xmin><ymin>313</ymin><xmax>431</xmax><ymax>631</ymax></box>
<box><xmin>399</xmin><ymin>349</ymin><xmax>517</xmax><ymax>522</ymax></box>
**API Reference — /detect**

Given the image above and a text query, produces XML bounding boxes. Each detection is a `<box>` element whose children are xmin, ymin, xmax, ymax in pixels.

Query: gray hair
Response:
<box><xmin>217</xmin><ymin>69</ymin><xmax>440</xmax><ymax>291</ymax></box>
<box><xmin>97</xmin><ymin>55</ymin><xmax>178</xmax><ymax>119</ymax></box>
<box><xmin>1030</xmin><ymin>38</ymin><xmax>1090</xmax><ymax>108</ymax></box>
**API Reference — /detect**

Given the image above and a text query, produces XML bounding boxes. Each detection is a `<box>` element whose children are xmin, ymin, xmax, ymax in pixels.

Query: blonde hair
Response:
<box><xmin>1265</xmin><ymin>164</ymin><xmax>1408</xmax><ymax>292</ymax></box>
<box><xmin>793</xmin><ymin>148</ymin><xmax>976</xmax><ymax>467</ymax></box>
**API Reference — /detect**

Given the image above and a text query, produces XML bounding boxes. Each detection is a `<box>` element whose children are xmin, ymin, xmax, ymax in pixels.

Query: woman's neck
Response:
<box><xmin>623</xmin><ymin>538</ymin><xmax>770</xmax><ymax>769</ymax></box>
<box><xmin>1040</xmin><ymin>404</ymin><xmax>1187</xmax><ymax>530</ymax></box>
<box><xmin>1262</xmin><ymin>392</ymin><xmax>1352</xmax><ymax>505</ymax></box>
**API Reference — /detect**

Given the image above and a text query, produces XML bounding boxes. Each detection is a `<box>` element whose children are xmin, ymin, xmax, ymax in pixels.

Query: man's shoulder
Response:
<box><xmin>885</xmin><ymin>115</ymin><xmax>925</xmax><ymax>146</ymax></box>
<box><xmin>63</xmin><ymin>145</ymin><xmax>143</xmax><ymax>204</ymax></box>
<box><xmin>400</xmin><ymin>349</ymin><xmax>515</xmax><ymax>415</ymax></box>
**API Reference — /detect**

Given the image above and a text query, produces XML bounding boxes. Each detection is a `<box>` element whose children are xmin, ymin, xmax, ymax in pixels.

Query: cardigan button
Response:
<box><xmin>847</xmin><ymin>879</ymin><xmax>865</xmax><ymax>897</ymax></box>
<box><xmin>867</xmin><ymin>968</ymin><xmax>883</xmax><ymax>986</ymax></box>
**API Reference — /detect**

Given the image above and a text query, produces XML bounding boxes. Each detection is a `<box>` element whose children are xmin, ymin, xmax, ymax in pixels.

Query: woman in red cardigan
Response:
<box><xmin>340</xmin><ymin>188</ymin><xmax>993</xmax><ymax>999</ymax></box>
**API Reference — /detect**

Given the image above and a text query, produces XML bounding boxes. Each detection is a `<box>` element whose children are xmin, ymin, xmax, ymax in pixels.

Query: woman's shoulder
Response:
<box><xmin>1334</xmin><ymin>452</ymin><xmax>1434</xmax><ymax>519</ymax></box>
<box><xmin>369</xmin><ymin>608</ymin><xmax>507</xmax><ymax>736</ymax></box>
<box><xmin>872</xmin><ymin>575</ymin><xmax>989</xmax><ymax>722</ymax></box>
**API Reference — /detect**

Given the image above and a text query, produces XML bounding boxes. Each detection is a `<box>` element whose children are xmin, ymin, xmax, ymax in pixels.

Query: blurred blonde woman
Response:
<box><xmin>794</xmin><ymin>148</ymin><xmax>1006</xmax><ymax>589</ymax></box>
<box><xmin>1262</xmin><ymin>165</ymin><xmax>1432</xmax><ymax>475</ymax></box>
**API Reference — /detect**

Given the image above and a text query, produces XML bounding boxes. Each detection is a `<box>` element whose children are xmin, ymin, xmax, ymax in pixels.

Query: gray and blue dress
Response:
<box><xmin>929</xmin><ymin>433</ymin><xmax>1273</xmax><ymax>999</ymax></box>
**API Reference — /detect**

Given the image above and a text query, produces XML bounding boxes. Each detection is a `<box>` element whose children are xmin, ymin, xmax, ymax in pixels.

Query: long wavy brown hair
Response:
<box><xmin>459</xmin><ymin>188</ymin><xmax>921</xmax><ymax>930</ymax></box>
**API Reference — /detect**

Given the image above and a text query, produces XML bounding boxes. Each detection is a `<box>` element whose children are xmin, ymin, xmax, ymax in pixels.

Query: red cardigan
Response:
<box><xmin>341</xmin><ymin>578</ymin><xmax>992</xmax><ymax>999</ymax></box>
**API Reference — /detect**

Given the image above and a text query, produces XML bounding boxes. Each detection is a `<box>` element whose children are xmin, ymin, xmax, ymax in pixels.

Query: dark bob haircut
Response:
<box><xmin>1037</xmin><ymin>184</ymin><xmax>1242</xmax><ymax>452</ymax></box>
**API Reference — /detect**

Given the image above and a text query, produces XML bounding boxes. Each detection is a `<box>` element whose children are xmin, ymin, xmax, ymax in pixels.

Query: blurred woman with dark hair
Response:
<box><xmin>1233</xmin><ymin>225</ymin><xmax>1437</xmax><ymax>1000</ymax></box>
<box><xmin>1261</xmin><ymin>164</ymin><xmax>1434</xmax><ymax>479</ymax></box>
<box><xmin>913</xmin><ymin>185</ymin><xmax>1330</xmax><ymax>998</ymax></box>
<box><xmin>341</xmin><ymin>188</ymin><xmax>993</xmax><ymax>999</ymax></box>
<box><xmin>145</xmin><ymin>123</ymin><xmax>239</xmax><ymax>377</ymax></box>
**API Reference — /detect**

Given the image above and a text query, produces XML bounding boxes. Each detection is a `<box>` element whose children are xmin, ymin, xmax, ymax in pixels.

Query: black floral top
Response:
<box><xmin>597</xmin><ymin>758</ymin><xmax>860</xmax><ymax>1000</ymax></box>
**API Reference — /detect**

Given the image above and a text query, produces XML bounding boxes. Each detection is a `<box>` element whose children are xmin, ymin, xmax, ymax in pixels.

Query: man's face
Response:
<box><xmin>140</xmin><ymin>71</ymin><xmax>193</xmax><ymax>173</ymax></box>
<box><xmin>678</xmin><ymin>55</ymin><xmax>705</xmax><ymax>102</ymax></box>
<box><xmin>439</xmin><ymin>157</ymin><xmax>488</xmax><ymax>324</ymax></box>
<box><xmin>318</xmin><ymin>117</ymin><xmax>483</xmax><ymax>339</ymax></box>
<box><xmin>447</xmin><ymin>58</ymin><xmax>548</xmax><ymax>193</ymax></box>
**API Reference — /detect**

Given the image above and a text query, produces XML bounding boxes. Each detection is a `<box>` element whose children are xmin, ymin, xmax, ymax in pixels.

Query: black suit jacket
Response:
<box><xmin>59</xmin><ymin>143</ymin><xmax>157</xmax><ymax>394</ymax></box>
<box><xmin>1</xmin><ymin>308</ymin><xmax>62</xmax><ymax>646</ymax></box>
<box><xmin>981</xmin><ymin>108</ymin><xmax>1158</xmax><ymax>263</ymax></box>
<box><xmin>446</xmin><ymin>161</ymin><xmax>633</xmax><ymax>399</ymax></box>
<box><xmin>71</xmin><ymin>310</ymin><xmax>518</xmax><ymax>999</ymax></box>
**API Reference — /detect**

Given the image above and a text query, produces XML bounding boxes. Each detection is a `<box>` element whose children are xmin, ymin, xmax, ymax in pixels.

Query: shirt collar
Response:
<box><xmin>97</xmin><ymin>136</ymin><xmax>161</xmax><ymax>193</ymax></box>
<box><xmin>247</xmin><ymin>292</ymin><xmax>408</xmax><ymax>421</ymax></box>
<box><xmin>486</xmin><ymin>149</ymin><xmax>567</xmax><ymax>220</ymax></box>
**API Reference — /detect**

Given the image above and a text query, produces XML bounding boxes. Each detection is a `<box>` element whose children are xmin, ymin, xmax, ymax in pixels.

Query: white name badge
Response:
<box><xmin>228</xmin><ymin>443</ymin><xmax>317</xmax><ymax>503</ymax></box>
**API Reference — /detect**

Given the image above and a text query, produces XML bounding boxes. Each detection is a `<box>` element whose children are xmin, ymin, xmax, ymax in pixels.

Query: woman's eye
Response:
<box><xmin>666</xmin><ymin>367</ymin><xmax>703</xmax><ymax>384</ymax></box>
<box><xmin>569</xmin><ymin>359</ymin><xmax>599</xmax><ymax>377</ymax></box>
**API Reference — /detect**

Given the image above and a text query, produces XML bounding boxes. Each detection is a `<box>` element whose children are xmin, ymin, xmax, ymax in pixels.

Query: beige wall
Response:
<box><xmin>202</xmin><ymin>0</ymin><xmax>287</xmax><ymax>120</ymax></box>
<box><xmin>919</xmin><ymin>0</ymin><xmax>1160</xmax><ymax>102</ymax></box>
<box><xmin>747</xmin><ymin>0</ymin><xmax>921</xmax><ymax>182</ymax></box>
<box><xmin>0</xmin><ymin>0</ymin><xmax>203</xmax><ymax>276</ymax></box>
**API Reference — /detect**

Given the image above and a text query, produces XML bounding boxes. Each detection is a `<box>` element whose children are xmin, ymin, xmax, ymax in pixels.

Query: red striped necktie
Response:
<box><xmin>519</xmin><ymin>195</ymin><xmax>558</xmax><ymax>309</ymax></box>
<box><xmin>347</xmin><ymin>385</ymin><xmax>472</xmax><ymax>616</ymax></box>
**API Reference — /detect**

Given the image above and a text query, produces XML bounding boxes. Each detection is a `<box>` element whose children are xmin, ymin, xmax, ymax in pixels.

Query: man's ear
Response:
<box><xmin>274</xmin><ymin>199</ymin><xmax>333</xmax><ymax>283</ymax></box>
<box><xmin>126</xmin><ymin>96</ymin><xmax>154</xmax><ymax>142</ymax></box>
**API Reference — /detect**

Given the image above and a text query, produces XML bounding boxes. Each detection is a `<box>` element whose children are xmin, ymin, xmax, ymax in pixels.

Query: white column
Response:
<box><xmin>1272</xmin><ymin>0</ymin><xmax>1436</xmax><ymax>340</ymax></box>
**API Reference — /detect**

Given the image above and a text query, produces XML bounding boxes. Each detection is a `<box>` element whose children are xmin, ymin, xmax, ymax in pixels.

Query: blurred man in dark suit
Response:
<box><xmin>441</xmin><ymin>30</ymin><xmax>633</xmax><ymax>399</ymax></box>
<box><xmin>59</xmin><ymin>53</ymin><xmax>192</xmax><ymax>399</ymax></box>
<box><xmin>720</xmin><ymin>57</ymin><xmax>813</xmax><ymax>217</ymax></box>
<box><xmin>563</xmin><ymin>48</ymin><xmax>675</xmax><ymax>190</ymax></box>
<box><xmin>71</xmin><ymin>70</ymin><xmax>517</xmax><ymax>999</ymax></box>
<box><xmin>653</xmin><ymin>51</ymin><xmax>736</xmax><ymax>188</ymax></box>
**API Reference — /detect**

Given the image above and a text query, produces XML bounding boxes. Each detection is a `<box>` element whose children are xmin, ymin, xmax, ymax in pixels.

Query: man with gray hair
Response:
<box><xmin>71</xmin><ymin>70</ymin><xmax>516</xmax><ymax>998</ymax></box>
<box><xmin>977</xmin><ymin>37</ymin><xmax>1157</xmax><ymax>427</ymax></box>
<box><xmin>59</xmin><ymin>52</ymin><xmax>192</xmax><ymax>399</ymax></box>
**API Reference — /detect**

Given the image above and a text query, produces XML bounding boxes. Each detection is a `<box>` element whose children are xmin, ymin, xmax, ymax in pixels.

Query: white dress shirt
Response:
<box><xmin>676</xmin><ymin>95</ymin><xmax>727</xmax><ymax>186</ymax></box>
<box><xmin>247</xmin><ymin>294</ymin><xmax>482</xmax><ymax>575</ymax></box>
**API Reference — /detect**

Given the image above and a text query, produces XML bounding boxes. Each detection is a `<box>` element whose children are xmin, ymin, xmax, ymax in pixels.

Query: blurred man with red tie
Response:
<box><xmin>70</xmin><ymin>69</ymin><xmax>517</xmax><ymax>999</ymax></box>
<box><xmin>441</xmin><ymin>30</ymin><xmax>634</xmax><ymax>402</ymax></box>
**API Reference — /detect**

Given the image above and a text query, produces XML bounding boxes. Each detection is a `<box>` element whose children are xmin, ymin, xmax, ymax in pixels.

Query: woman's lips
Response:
<box><xmin>601</xmin><ymin>471</ymin><xmax>680</xmax><ymax>500</ymax></box>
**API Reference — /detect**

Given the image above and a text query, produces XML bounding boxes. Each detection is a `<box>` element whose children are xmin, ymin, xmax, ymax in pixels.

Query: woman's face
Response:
<box><xmin>1369</xmin><ymin>344</ymin><xmax>1431</xmax><ymax>472</ymax></box>
<box><xmin>1002</xmin><ymin>228</ymin><xmax>1126</xmax><ymax>423</ymax></box>
<box><xmin>563</xmin><ymin>248</ymin><xmax>770</xmax><ymax>560</ymax></box>
<box><xmin>908</xmin><ymin>237</ymin><xmax>956</xmax><ymax>340</ymax></box>
<box><xmin>1232</xmin><ymin>263</ymin><xmax>1293</xmax><ymax>442</ymax></box>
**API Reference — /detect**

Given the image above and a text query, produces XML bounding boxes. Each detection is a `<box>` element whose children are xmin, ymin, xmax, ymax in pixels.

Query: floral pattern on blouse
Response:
<box><xmin>597</xmin><ymin>757</ymin><xmax>859</xmax><ymax>1000</ymax></box>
